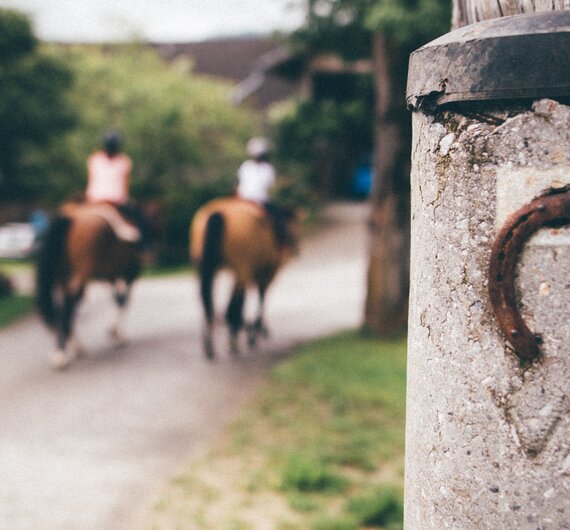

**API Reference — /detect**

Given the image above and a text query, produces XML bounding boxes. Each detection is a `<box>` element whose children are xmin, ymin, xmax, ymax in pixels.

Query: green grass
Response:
<box><xmin>0</xmin><ymin>258</ymin><xmax>33</xmax><ymax>272</ymax></box>
<box><xmin>142</xmin><ymin>263</ymin><xmax>193</xmax><ymax>277</ymax></box>
<box><xmin>0</xmin><ymin>262</ymin><xmax>35</xmax><ymax>328</ymax></box>
<box><xmin>0</xmin><ymin>295</ymin><xmax>34</xmax><ymax>328</ymax></box>
<box><xmin>147</xmin><ymin>331</ymin><xmax>407</xmax><ymax>529</ymax></box>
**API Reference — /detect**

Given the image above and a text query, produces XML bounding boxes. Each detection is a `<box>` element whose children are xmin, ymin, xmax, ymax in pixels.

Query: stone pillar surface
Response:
<box><xmin>405</xmin><ymin>99</ymin><xmax>570</xmax><ymax>529</ymax></box>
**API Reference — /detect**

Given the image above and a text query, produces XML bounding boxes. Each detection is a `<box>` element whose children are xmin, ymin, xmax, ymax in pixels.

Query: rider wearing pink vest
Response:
<box><xmin>84</xmin><ymin>132</ymin><xmax>150</xmax><ymax>248</ymax></box>
<box><xmin>86</xmin><ymin>132</ymin><xmax>132</xmax><ymax>205</ymax></box>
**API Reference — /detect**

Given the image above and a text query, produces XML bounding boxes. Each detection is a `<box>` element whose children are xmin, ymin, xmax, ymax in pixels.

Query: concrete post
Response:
<box><xmin>404</xmin><ymin>13</ymin><xmax>570</xmax><ymax>529</ymax></box>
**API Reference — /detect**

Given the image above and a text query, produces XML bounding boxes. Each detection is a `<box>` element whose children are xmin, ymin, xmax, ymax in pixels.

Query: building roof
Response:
<box><xmin>152</xmin><ymin>36</ymin><xmax>300</xmax><ymax>109</ymax></box>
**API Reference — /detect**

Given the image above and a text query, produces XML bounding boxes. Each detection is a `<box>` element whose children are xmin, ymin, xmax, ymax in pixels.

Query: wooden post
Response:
<box><xmin>452</xmin><ymin>0</ymin><xmax>570</xmax><ymax>29</ymax></box>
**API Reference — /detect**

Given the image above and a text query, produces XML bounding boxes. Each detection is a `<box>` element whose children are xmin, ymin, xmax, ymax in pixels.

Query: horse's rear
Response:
<box><xmin>36</xmin><ymin>203</ymin><xmax>143</xmax><ymax>369</ymax></box>
<box><xmin>190</xmin><ymin>197</ymin><xmax>297</xmax><ymax>358</ymax></box>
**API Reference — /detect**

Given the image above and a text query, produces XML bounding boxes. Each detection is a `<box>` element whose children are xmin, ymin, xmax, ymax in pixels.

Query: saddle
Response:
<box><xmin>59</xmin><ymin>202</ymin><xmax>141</xmax><ymax>243</ymax></box>
<box><xmin>233</xmin><ymin>197</ymin><xmax>267</xmax><ymax>219</ymax></box>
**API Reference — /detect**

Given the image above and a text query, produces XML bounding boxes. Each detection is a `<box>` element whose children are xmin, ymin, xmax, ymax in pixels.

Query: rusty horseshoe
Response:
<box><xmin>488</xmin><ymin>187</ymin><xmax>570</xmax><ymax>363</ymax></box>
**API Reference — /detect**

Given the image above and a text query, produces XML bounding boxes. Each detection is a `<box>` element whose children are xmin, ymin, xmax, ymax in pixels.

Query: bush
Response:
<box><xmin>160</xmin><ymin>181</ymin><xmax>233</xmax><ymax>266</ymax></box>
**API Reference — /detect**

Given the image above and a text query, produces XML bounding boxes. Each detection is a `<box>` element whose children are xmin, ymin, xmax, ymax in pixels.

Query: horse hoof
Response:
<box><xmin>49</xmin><ymin>350</ymin><xmax>72</xmax><ymax>370</ymax></box>
<box><xmin>68</xmin><ymin>337</ymin><xmax>85</xmax><ymax>359</ymax></box>
<box><xmin>109</xmin><ymin>328</ymin><xmax>127</xmax><ymax>348</ymax></box>
<box><xmin>203</xmin><ymin>334</ymin><xmax>215</xmax><ymax>360</ymax></box>
<box><xmin>229</xmin><ymin>335</ymin><xmax>240</xmax><ymax>356</ymax></box>
<box><xmin>247</xmin><ymin>332</ymin><xmax>257</xmax><ymax>350</ymax></box>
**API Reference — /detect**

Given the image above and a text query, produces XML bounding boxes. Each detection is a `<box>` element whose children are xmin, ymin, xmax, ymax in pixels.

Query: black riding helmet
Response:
<box><xmin>102</xmin><ymin>131</ymin><xmax>122</xmax><ymax>156</ymax></box>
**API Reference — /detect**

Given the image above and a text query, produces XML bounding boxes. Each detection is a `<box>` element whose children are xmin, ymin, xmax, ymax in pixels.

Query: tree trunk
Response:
<box><xmin>365</xmin><ymin>0</ymin><xmax>569</xmax><ymax>335</ymax></box>
<box><xmin>452</xmin><ymin>0</ymin><xmax>570</xmax><ymax>29</ymax></box>
<box><xmin>364</xmin><ymin>34</ymin><xmax>412</xmax><ymax>335</ymax></box>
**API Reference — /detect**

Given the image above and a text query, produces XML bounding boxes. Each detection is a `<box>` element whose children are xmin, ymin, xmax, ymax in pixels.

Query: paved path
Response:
<box><xmin>0</xmin><ymin>202</ymin><xmax>369</xmax><ymax>530</ymax></box>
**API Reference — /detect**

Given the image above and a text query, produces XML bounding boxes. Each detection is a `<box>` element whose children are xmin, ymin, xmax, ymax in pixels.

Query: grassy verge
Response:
<box><xmin>148</xmin><ymin>331</ymin><xmax>407</xmax><ymax>530</ymax></box>
<box><xmin>0</xmin><ymin>295</ymin><xmax>34</xmax><ymax>328</ymax></box>
<box><xmin>0</xmin><ymin>261</ymin><xmax>35</xmax><ymax>328</ymax></box>
<box><xmin>0</xmin><ymin>259</ymin><xmax>33</xmax><ymax>276</ymax></box>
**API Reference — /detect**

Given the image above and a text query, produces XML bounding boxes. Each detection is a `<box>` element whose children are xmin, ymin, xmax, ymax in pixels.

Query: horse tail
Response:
<box><xmin>200</xmin><ymin>212</ymin><xmax>225</xmax><ymax>324</ymax></box>
<box><xmin>35</xmin><ymin>216</ymin><xmax>71</xmax><ymax>327</ymax></box>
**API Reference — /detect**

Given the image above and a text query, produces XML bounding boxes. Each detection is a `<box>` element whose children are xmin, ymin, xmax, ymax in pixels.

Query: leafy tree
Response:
<box><xmin>367</xmin><ymin>0</ymin><xmax>450</xmax><ymax>46</ymax></box>
<box><xmin>291</xmin><ymin>0</ymin><xmax>377</xmax><ymax>60</ymax></box>
<box><xmin>36</xmin><ymin>44</ymin><xmax>255</xmax><ymax>201</ymax></box>
<box><xmin>364</xmin><ymin>0</ymin><xmax>450</xmax><ymax>335</ymax></box>
<box><xmin>275</xmin><ymin>82</ymin><xmax>374</xmax><ymax>197</ymax></box>
<box><xmin>283</xmin><ymin>0</ymin><xmax>451</xmax><ymax>334</ymax></box>
<box><xmin>34</xmin><ymin>43</ymin><xmax>257</xmax><ymax>263</ymax></box>
<box><xmin>0</xmin><ymin>9</ymin><xmax>75</xmax><ymax>199</ymax></box>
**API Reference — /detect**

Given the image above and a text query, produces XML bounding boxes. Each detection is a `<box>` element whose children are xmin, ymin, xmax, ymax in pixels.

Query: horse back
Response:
<box><xmin>65</xmin><ymin>209</ymin><xmax>141</xmax><ymax>282</ymax></box>
<box><xmin>191</xmin><ymin>198</ymin><xmax>280</xmax><ymax>280</ymax></box>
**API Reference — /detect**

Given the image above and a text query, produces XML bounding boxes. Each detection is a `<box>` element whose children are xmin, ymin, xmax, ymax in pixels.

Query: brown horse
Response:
<box><xmin>35</xmin><ymin>202</ymin><xmax>158</xmax><ymax>369</ymax></box>
<box><xmin>190</xmin><ymin>197</ymin><xmax>299</xmax><ymax>359</ymax></box>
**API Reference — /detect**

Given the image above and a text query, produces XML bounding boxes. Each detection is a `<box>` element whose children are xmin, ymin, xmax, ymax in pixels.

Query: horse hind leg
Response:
<box><xmin>199</xmin><ymin>212</ymin><xmax>225</xmax><ymax>360</ymax></box>
<box><xmin>247</xmin><ymin>282</ymin><xmax>270</xmax><ymax>349</ymax></box>
<box><xmin>226</xmin><ymin>283</ymin><xmax>246</xmax><ymax>356</ymax></box>
<box><xmin>50</xmin><ymin>287</ymin><xmax>84</xmax><ymax>370</ymax></box>
<box><xmin>200</xmin><ymin>269</ymin><xmax>216</xmax><ymax>360</ymax></box>
<box><xmin>200</xmin><ymin>271</ymin><xmax>216</xmax><ymax>361</ymax></box>
<box><xmin>109</xmin><ymin>279</ymin><xmax>131</xmax><ymax>347</ymax></box>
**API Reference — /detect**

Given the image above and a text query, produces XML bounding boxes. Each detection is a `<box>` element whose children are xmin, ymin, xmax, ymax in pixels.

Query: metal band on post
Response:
<box><xmin>407</xmin><ymin>11</ymin><xmax>570</xmax><ymax>111</ymax></box>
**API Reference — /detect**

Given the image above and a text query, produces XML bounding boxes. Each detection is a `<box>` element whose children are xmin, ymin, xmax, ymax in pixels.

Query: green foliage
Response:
<box><xmin>367</xmin><ymin>0</ymin><xmax>451</xmax><ymax>48</ymax></box>
<box><xmin>37</xmin><ymin>43</ymin><xmax>255</xmax><ymax>204</ymax></box>
<box><xmin>0</xmin><ymin>9</ymin><xmax>36</xmax><ymax>62</ymax></box>
<box><xmin>291</xmin><ymin>0</ymin><xmax>378</xmax><ymax>60</ymax></box>
<box><xmin>0</xmin><ymin>9</ymin><xmax>75</xmax><ymax>199</ymax></box>
<box><xmin>20</xmin><ymin>42</ymin><xmax>257</xmax><ymax>263</ymax></box>
<box><xmin>347</xmin><ymin>484</ymin><xmax>404</xmax><ymax>528</ymax></box>
<box><xmin>281</xmin><ymin>453</ymin><xmax>349</xmax><ymax>493</ymax></box>
<box><xmin>312</xmin><ymin>515</ymin><xmax>359</xmax><ymax>530</ymax></box>
<box><xmin>274</xmin><ymin>89</ymin><xmax>374</xmax><ymax>196</ymax></box>
<box><xmin>286</xmin><ymin>492</ymin><xmax>321</xmax><ymax>512</ymax></box>
<box><xmin>162</xmin><ymin>180</ymin><xmax>233</xmax><ymax>265</ymax></box>
<box><xmin>274</xmin><ymin>333</ymin><xmax>407</xmax><ymax>419</ymax></box>
<box><xmin>0</xmin><ymin>294</ymin><xmax>33</xmax><ymax>328</ymax></box>
<box><xmin>278</xmin><ymin>0</ymin><xmax>451</xmax><ymax>198</ymax></box>
<box><xmin>292</xmin><ymin>0</ymin><xmax>451</xmax><ymax>59</ymax></box>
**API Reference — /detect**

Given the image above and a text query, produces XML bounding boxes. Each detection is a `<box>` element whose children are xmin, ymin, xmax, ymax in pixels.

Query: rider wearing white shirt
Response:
<box><xmin>236</xmin><ymin>138</ymin><xmax>276</xmax><ymax>204</ymax></box>
<box><xmin>236</xmin><ymin>137</ymin><xmax>292</xmax><ymax>249</ymax></box>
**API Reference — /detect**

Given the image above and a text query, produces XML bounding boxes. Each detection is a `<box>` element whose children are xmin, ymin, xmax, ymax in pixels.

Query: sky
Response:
<box><xmin>0</xmin><ymin>0</ymin><xmax>306</xmax><ymax>42</ymax></box>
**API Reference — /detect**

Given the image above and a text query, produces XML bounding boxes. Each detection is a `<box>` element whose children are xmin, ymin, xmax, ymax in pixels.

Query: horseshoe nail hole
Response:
<box><xmin>519</xmin><ymin>214</ymin><xmax>529</xmax><ymax>222</ymax></box>
<box><xmin>496</xmin><ymin>274</ymin><xmax>503</xmax><ymax>282</ymax></box>
<box><xmin>534</xmin><ymin>334</ymin><xmax>543</xmax><ymax>345</ymax></box>
<box><xmin>504</xmin><ymin>231</ymin><xmax>513</xmax><ymax>241</ymax></box>
<box><xmin>497</xmin><ymin>251</ymin><xmax>505</xmax><ymax>261</ymax></box>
